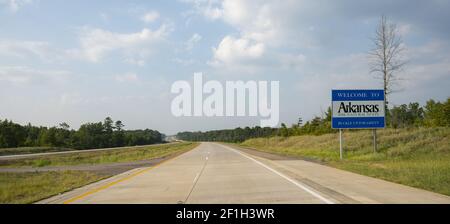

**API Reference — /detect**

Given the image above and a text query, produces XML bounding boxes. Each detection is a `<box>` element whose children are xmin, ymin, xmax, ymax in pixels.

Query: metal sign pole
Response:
<box><xmin>373</xmin><ymin>129</ymin><xmax>377</xmax><ymax>153</ymax></box>
<box><xmin>339</xmin><ymin>129</ymin><xmax>343</xmax><ymax>160</ymax></box>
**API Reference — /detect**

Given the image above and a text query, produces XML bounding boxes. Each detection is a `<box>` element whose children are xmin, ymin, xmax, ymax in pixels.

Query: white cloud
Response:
<box><xmin>0</xmin><ymin>24</ymin><xmax>173</xmax><ymax>65</ymax></box>
<box><xmin>402</xmin><ymin>61</ymin><xmax>450</xmax><ymax>89</ymax></box>
<box><xmin>399</xmin><ymin>40</ymin><xmax>450</xmax><ymax>89</ymax></box>
<box><xmin>0</xmin><ymin>66</ymin><xmax>69</xmax><ymax>84</ymax></box>
<box><xmin>185</xmin><ymin>0</ymin><xmax>311</xmax><ymax>71</ymax></box>
<box><xmin>0</xmin><ymin>39</ymin><xmax>65</xmax><ymax>62</ymax></box>
<box><xmin>0</xmin><ymin>0</ymin><xmax>33</xmax><ymax>12</ymax></box>
<box><xmin>141</xmin><ymin>11</ymin><xmax>160</xmax><ymax>23</ymax></box>
<box><xmin>211</xmin><ymin>35</ymin><xmax>265</xmax><ymax>66</ymax></box>
<box><xmin>173</xmin><ymin>57</ymin><xmax>195</xmax><ymax>66</ymax></box>
<box><xmin>75</xmin><ymin>25</ymin><xmax>171</xmax><ymax>63</ymax></box>
<box><xmin>0</xmin><ymin>40</ymin><xmax>46</xmax><ymax>57</ymax></box>
<box><xmin>203</xmin><ymin>6</ymin><xmax>222</xmax><ymax>19</ymax></box>
<box><xmin>406</xmin><ymin>39</ymin><xmax>449</xmax><ymax>59</ymax></box>
<box><xmin>186</xmin><ymin>0</ymin><xmax>289</xmax><ymax>46</ymax></box>
<box><xmin>280</xmin><ymin>53</ymin><xmax>307</xmax><ymax>71</ymax></box>
<box><xmin>124</xmin><ymin>58</ymin><xmax>145</xmax><ymax>66</ymax></box>
<box><xmin>209</xmin><ymin>36</ymin><xmax>308</xmax><ymax>73</ymax></box>
<box><xmin>115</xmin><ymin>73</ymin><xmax>139</xmax><ymax>83</ymax></box>
<box><xmin>60</xmin><ymin>93</ymin><xmax>83</xmax><ymax>106</ymax></box>
<box><xmin>181</xmin><ymin>0</ymin><xmax>223</xmax><ymax>20</ymax></box>
<box><xmin>185</xmin><ymin>33</ymin><xmax>202</xmax><ymax>50</ymax></box>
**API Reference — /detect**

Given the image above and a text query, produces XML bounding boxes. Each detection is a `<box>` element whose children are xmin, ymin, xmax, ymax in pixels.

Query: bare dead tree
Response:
<box><xmin>369</xmin><ymin>15</ymin><xmax>406</xmax><ymax>108</ymax></box>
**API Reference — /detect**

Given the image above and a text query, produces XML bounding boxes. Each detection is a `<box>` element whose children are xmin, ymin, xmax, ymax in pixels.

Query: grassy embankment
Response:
<box><xmin>0</xmin><ymin>171</ymin><xmax>106</xmax><ymax>204</ymax></box>
<box><xmin>0</xmin><ymin>142</ymin><xmax>199</xmax><ymax>203</ymax></box>
<box><xmin>240</xmin><ymin>127</ymin><xmax>450</xmax><ymax>196</ymax></box>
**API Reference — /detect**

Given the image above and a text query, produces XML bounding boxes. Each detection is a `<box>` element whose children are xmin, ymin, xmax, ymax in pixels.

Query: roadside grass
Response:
<box><xmin>0</xmin><ymin>142</ymin><xmax>199</xmax><ymax>168</ymax></box>
<box><xmin>0</xmin><ymin>171</ymin><xmax>108</xmax><ymax>204</ymax></box>
<box><xmin>240</xmin><ymin>127</ymin><xmax>450</xmax><ymax>196</ymax></box>
<box><xmin>0</xmin><ymin>147</ymin><xmax>74</xmax><ymax>156</ymax></box>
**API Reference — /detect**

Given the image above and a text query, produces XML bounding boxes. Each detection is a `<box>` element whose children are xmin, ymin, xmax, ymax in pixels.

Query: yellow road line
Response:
<box><xmin>63</xmin><ymin>149</ymin><xmax>190</xmax><ymax>204</ymax></box>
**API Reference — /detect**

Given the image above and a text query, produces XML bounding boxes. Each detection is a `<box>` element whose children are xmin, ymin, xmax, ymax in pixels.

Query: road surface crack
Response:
<box><xmin>183</xmin><ymin>154</ymin><xmax>209</xmax><ymax>203</ymax></box>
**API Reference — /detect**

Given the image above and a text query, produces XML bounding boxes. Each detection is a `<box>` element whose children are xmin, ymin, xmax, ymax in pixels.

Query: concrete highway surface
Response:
<box><xmin>39</xmin><ymin>142</ymin><xmax>450</xmax><ymax>204</ymax></box>
<box><xmin>0</xmin><ymin>143</ymin><xmax>171</xmax><ymax>160</ymax></box>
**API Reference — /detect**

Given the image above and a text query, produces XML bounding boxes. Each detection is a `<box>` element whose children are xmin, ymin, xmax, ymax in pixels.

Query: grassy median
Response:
<box><xmin>240</xmin><ymin>127</ymin><xmax>450</xmax><ymax>196</ymax></box>
<box><xmin>0</xmin><ymin>142</ymin><xmax>199</xmax><ymax>168</ymax></box>
<box><xmin>0</xmin><ymin>171</ymin><xmax>107</xmax><ymax>204</ymax></box>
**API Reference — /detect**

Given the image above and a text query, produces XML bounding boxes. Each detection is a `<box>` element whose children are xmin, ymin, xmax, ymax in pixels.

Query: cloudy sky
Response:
<box><xmin>0</xmin><ymin>0</ymin><xmax>449</xmax><ymax>134</ymax></box>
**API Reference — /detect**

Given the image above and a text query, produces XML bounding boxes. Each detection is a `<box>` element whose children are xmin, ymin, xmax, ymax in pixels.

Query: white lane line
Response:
<box><xmin>185</xmin><ymin>152</ymin><xmax>210</xmax><ymax>203</ymax></box>
<box><xmin>217</xmin><ymin>143</ymin><xmax>335</xmax><ymax>204</ymax></box>
<box><xmin>193</xmin><ymin>172</ymin><xmax>200</xmax><ymax>183</ymax></box>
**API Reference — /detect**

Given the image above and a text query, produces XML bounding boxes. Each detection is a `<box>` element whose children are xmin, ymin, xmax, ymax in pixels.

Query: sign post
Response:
<box><xmin>339</xmin><ymin>129</ymin><xmax>343</xmax><ymax>160</ymax></box>
<box><xmin>332</xmin><ymin>89</ymin><xmax>385</xmax><ymax>159</ymax></box>
<box><xmin>373</xmin><ymin>129</ymin><xmax>377</xmax><ymax>153</ymax></box>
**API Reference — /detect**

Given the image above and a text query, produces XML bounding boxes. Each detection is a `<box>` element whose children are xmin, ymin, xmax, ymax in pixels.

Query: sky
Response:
<box><xmin>0</xmin><ymin>0</ymin><xmax>449</xmax><ymax>135</ymax></box>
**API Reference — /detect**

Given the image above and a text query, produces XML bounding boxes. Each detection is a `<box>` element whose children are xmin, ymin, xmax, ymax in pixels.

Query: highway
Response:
<box><xmin>0</xmin><ymin>143</ymin><xmax>172</xmax><ymax>160</ymax></box>
<box><xmin>40</xmin><ymin>142</ymin><xmax>450</xmax><ymax>204</ymax></box>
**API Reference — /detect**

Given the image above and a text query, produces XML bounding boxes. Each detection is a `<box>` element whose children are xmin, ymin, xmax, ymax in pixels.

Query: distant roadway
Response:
<box><xmin>0</xmin><ymin>143</ymin><xmax>172</xmax><ymax>160</ymax></box>
<box><xmin>39</xmin><ymin>142</ymin><xmax>450</xmax><ymax>204</ymax></box>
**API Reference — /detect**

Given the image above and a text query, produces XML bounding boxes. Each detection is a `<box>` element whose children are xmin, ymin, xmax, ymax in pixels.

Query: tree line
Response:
<box><xmin>0</xmin><ymin>117</ymin><xmax>164</xmax><ymax>149</ymax></box>
<box><xmin>177</xmin><ymin>98</ymin><xmax>450</xmax><ymax>143</ymax></box>
<box><xmin>177</xmin><ymin>126</ymin><xmax>278</xmax><ymax>143</ymax></box>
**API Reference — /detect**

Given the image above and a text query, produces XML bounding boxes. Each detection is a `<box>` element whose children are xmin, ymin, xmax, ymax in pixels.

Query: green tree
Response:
<box><xmin>114</xmin><ymin>120</ymin><xmax>124</xmax><ymax>131</ymax></box>
<box><xmin>113</xmin><ymin>120</ymin><xmax>125</xmax><ymax>147</ymax></box>
<box><xmin>279</xmin><ymin>123</ymin><xmax>289</xmax><ymax>137</ymax></box>
<box><xmin>424</xmin><ymin>99</ymin><xmax>449</xmax><ymax>127</ymax></box>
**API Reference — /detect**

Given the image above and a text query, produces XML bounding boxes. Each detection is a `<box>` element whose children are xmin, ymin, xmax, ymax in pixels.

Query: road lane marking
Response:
<box><xmin>217</xmin><ymin>143</ymin><xmax>335</xmax><ymax>204</ymax></box>
<box><xmin>184</xmin><ymin>152</ymin><xmax>209</xmax><ymax>203</ymax></box>
<box><xmin>63</xmin><ymin>166</ymin><xmax>155</xmax><ymax>204</ymax></box>
<box><xmin>193</xmin><ymin>173</ymin><xmax>200</xmax><ymax>183</ymax></box>
<box><xmin>62</xmin><ymin>146</ymin><xmax>198</xmax><ymax>204</ymax></box>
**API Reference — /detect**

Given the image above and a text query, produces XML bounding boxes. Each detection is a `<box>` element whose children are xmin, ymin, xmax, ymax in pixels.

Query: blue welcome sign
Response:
<box><xmin>332</xmin><ymin>90</ymin><xmax>386</xmax><ymax>129</ymax></box>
